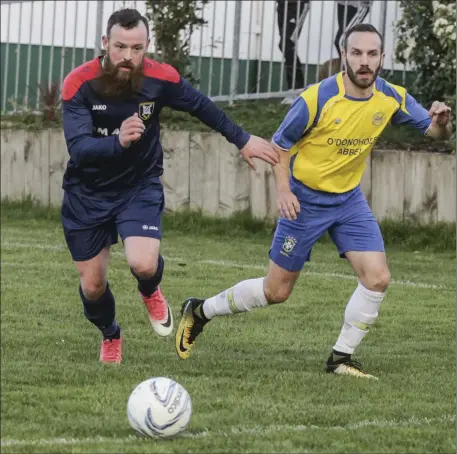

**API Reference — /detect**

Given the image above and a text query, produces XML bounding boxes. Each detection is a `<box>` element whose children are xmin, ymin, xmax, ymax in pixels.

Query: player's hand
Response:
<box><xmin>277</xmin><ymin>189</ymin><xmax>300</xmax><ymax>220</ymax></box>
<box><xmin>429</xmin><ymin>101</ymin><xmax>451</xmax><ymax>126</ymax></box>
<box><xmin>240</xmin><ymin>135</ymin><xmax>279</xmax><ymax>170</ymax></box>
<box><xmin>119</xmin><ymin>113</ymin><xmax>145</xmax><ymax>148</ymax></box>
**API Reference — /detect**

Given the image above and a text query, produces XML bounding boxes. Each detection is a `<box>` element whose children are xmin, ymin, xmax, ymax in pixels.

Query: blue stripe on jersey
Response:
<box><xmin>375</xmin><ymin>78</ymin><xmax>402</xmax><ymax>104</ymax></box>
<box><xmin>316</xmin><ymin>75</ymin><xmax>340</xmax><ymax>119</ymax></box>
<box><xmin>306</xmin><ymin>76</ymin><xmax>340</xmax><ymax>133</ymax></box>
<box><xmin>272</xmin><ymin>97</ymin><xmax>310</xmax><ymax>150</ymax></box>
<box><xmin>376</xmin><ymin>78</ymin><xmax>432</xmax><ymax>134</ymax></box>
<box><xmin>272</xmin><ymin>76</ymin><xmax>340</xmax><ymax>149</ymax></box>
<box><xmin>391</xmin><ymin>93</ymin><xmax>432</xmax><ymax>133</ymax></box>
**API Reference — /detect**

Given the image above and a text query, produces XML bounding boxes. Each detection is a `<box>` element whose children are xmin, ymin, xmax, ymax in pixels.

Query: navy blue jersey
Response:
<box><xmin>61</xmin><ymin>57</ymin><xmax>250</xmax><ymax>198</ymax></box>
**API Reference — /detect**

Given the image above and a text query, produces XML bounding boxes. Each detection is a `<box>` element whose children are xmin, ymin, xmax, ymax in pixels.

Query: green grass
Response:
<box><xmin>2</xmin><ymin>199</ymin><xmax>456</xmax><ymax>252</ymax></box>
<box><xmin>1</xmin><ymin>98</ymin><xmax>454</xmax><ymax>152</ymax></box>
<box><xmin>1</xmin><ymin>209</ymin><xmax>455</xmax><ymax>453</ymax></box>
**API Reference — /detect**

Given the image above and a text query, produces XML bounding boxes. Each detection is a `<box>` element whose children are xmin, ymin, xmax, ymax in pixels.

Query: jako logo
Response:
<box><xmin>142</xmin><ymin>225</ymin><xmax>159</xmax><ymax>231</ymax></box>
<box><xmin>92</xmin><ymin>105</ymin><xmax>107</xmax><ymax>111</ymax></box>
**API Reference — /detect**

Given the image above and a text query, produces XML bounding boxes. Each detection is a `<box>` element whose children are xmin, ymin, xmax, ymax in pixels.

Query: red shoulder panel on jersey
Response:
<box><xmin>62</xmin><ymin>59</ymin><xmax>101</xmax><ymax>101</ymax></box>
<box><xmin>143</xmin><ymin>58</ymin><xmax>180</xmax><ymax>83</ymax></box>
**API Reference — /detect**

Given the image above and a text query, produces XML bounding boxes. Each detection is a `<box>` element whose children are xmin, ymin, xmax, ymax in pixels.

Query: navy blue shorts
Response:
<box><xmin>269</xmin><ymin>183</ymin><xmax>384</xmax><ymax>272</ymax></box>
<box><xmin>61</xmin><ymin>181</ymin><xmax>164</xmax><ymax>262</ymax></box>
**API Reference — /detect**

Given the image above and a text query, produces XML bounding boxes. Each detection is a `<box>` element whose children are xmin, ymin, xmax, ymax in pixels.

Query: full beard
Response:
<box><xmin>345</xmin><ymin>61</ymin><xmax>382</xmax><ymax>89</ymax></box>
<box><xmin>92</xmin><ymin>55</ymin><xmax>145</xmax><ymax>99</ymax></box>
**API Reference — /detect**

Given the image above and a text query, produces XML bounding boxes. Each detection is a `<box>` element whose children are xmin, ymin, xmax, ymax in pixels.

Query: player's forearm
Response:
<box><xmin>426</xmin><ymin>122</ymin><xmax>453</xmax><ymax>140</ymax></box>
<box><xmin>191</xmin><ymin>99</ymin><xmax>250</xmax><ymax>149</ymax></box>
<box><xmin>62</xmin><ymin>100</ymin><xmax>126</xmax><ymax>165</ymax></box>
<box><xmin>272</xmin><ymin>144</ymin><xmax>291</xmax><ymax>192</ymax></box>
<box><xmin>66</xmin><ymin>135</ymin><xmax>125</xmax><ymax>165</ymax></box>
<box><xmin>168</xmin><ymin>80</ymin><xmax>250</xmax><ymax>149</ymax></box>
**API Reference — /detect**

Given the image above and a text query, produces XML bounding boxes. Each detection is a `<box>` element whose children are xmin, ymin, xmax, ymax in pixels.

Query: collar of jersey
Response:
<box><xmin>336</xmin><ymin>72</ymin><xmax>375</xmax><ymax>102</ymax></box>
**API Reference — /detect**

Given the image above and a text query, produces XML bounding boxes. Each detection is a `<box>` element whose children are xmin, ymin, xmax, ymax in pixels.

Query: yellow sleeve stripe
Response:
<box><xmin>300</xmin><ymin>83</ymin><xmax>320</xmax><ymax>132</ymax></box>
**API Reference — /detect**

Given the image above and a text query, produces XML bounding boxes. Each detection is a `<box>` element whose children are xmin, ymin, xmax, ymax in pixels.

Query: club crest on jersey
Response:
<box><xmin>372</xmin><ymin>112</ymin><xmax>386</xmax><ymax>126</ymax></box>
<box><xmin>139</xmin><ymin>101</ymin><xmax>154</xmax><ymax>120</ymax></box>
<box><xmin>282</xmin><ymin>236</ymin><xmax>297</xmax><ymax>253</ymax></box>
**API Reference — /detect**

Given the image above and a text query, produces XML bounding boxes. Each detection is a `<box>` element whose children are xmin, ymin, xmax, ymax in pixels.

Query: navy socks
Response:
<box><xmin>79</xmin><ymin>282</ymin><xmax>120</xmax><ymax>339</ymax></box>
<box><xmin>130</xmin><ymin>255</ymin><xmax>164</xmax><ymax>297</ymax></box>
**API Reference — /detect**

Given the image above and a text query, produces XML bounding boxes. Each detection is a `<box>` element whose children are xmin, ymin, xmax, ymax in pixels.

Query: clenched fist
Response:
<box><xmin>429</xmin><ymin>101</ymin><xmax>451</xmax><ymax>127</ymax></box>
<box><xmin>119</xmin><ymin>113</ymin><xmax>145</xmax><ymax>148</ymax></box>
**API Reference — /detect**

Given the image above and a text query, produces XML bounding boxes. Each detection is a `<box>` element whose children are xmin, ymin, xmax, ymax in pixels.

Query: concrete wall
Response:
<box><xmin>1</xmin><ymin>128</ymin><xmax>455</xmax><ymax>224</ymax></box>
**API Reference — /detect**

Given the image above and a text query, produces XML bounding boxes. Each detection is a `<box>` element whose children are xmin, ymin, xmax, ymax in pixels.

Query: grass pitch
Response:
<box><xmin>1</xmin><ymin>211</ymin><xmax>455</xmax><ymax>453</ymax></box>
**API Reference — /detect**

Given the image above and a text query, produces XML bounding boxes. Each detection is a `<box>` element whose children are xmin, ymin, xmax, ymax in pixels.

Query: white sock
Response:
<box><xmin>202</xmin><ymin>278</ymin><xmax>268</xmax><ymax>319</ymax></box>
<box><xmin>333</xmin><ymin>282</ymin><xmax>385</xmax><ymax>355</ymax></box>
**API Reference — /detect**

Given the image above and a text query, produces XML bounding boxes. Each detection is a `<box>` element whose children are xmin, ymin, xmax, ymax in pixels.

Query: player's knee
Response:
<box><xmin>264</xmin><ymin>282</ymin><xmax>292</xmax><ymax>304</ymax></box>
<box><xmin>81</xmin><ymin>280</ymin><xmax>106</xmax><ymax>300</ymax></box>
<box><xmin>364</xmin><ymin>268</ymin><xmax>391</xmax><ymax>292</ymax></box>
<box><xmin>129</xmin><ymin>258</ymin><xmax>158</xmax><ymax>279</ymax></box>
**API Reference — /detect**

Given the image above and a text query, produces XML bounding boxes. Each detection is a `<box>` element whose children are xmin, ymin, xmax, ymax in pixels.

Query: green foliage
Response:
<box><xmin>3</xmin><ymin>81</ymin><xmax>62</xmax><ymax>128</ymax></box>
<box><xmin>1</xmin><ymin>200</ymin><xmax>455</xmax><ymax>253</ymax></box>
<box><xmin>1</xmin><ymin>97</ymin><xmax>454</xmax><ymax>152</ymax></box>
<box><xmin>0</xmin><ymin>113</ymin><xmax>62</xmax><ymax>131</ymax></box>
<box><xmin>379</xmin><ymin>219</ymin><xmax>456</xmax><ymax>253</ymax></box>
<box><xmin>159</xmin><ymin>99</ymin><xmax>454</xmax><ymax>153</ymax></box>
<box><xmin>36</xmin><ymin>81</ymin><xmax>61</xmax><ymax>121</ymax></box>
<box><xmin>395</xmin><ymin>1</ymin><xmax>456</xmax><ymax>126</ymax></box>
<box><xmin>145</xmin><ymin>0</ymin><xmax>209</xmax><ymax>84</ymax></box>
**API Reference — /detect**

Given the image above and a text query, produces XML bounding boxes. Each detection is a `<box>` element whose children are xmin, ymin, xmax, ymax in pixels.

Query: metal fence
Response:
<box><xmin>0</xmin><ymin>0</ymin><xmax>407</xmax><ymax>114</ymax></box>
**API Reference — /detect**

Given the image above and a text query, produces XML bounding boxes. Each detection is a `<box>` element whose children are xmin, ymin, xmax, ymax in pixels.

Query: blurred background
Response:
<box><xmin>0</xmin><ymin>0</ymin><xmax>455</xmax><ymax>222</ymax></box>
<box><xmin>0</xmin><ymin>0</ymin><xmax>438</xmax><ymax>113</ymax></box>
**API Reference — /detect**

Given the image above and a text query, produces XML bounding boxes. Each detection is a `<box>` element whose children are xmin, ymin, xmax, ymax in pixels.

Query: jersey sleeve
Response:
<box><xmin>271</xmin><ymin>97</ymin><xmax>311</xmax><ymax>151</ymax></box>
<box><xmin>62</xmin><ymin>79</ymin><xmax>125</xmax><ymax>166</ymax></box>
<box><xmin>390</xmin><ymin>92</ymin><xmax>432</xmax><ymax>135</ymax></box>
<box><xmin>163</xmin><ymin>76</ymin><xmax>250</xmax><ymax>150</ymax></box>
<box><xmin>272</xmin><ymin>83</ymin><xmax>320</xmax><ymax>151</ymax></box>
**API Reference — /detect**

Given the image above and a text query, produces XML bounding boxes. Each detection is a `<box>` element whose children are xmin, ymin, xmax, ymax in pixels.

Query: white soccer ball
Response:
<box><xmin>127</xmin><ymin>377</ymin><xmax>192</xmax><ymax>438</ymax></box>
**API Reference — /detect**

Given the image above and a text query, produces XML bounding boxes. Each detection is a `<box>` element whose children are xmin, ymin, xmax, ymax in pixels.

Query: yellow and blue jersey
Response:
<box><xmin>272</xmin><ymin>72</ymin><xmax>432</xmax><ymax>195</ymax></box>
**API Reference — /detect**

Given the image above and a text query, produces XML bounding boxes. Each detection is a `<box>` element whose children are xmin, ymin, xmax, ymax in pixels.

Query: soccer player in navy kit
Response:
<box><xmin>175</xmin><ymin>24</ymin><xmax>452</xmax><ymax>379</ymax></box>
<box><xmin>61</xmin><ymin>9</ymin><xmax>279</xmax><ymax>364</ymax></box>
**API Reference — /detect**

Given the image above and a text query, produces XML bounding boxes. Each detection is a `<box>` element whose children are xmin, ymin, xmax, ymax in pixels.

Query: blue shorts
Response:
<box><xmin>61</xmin><ymin>180</ymin><xmax>164</xmax><ymax>262</ymax></box>
<box><xmin>269</xmin><ymin>182</ymin><xmax>384</xmax><ymax>272</ymax></box>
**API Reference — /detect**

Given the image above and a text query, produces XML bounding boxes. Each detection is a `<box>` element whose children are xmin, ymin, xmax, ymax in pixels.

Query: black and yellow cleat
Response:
<box><xmin>325</xmin><ymin>351</ymin><xmax>378</xmax><ymax>380</ymax></box>
<box><xmin>175</xmin><ymin>298</ymin><xmax>209</xmax><ymax>360</ymax></box>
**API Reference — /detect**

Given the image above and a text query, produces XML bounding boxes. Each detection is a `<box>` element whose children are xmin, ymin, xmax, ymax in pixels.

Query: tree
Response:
<box><xmin>395</xmin><ymin>0</ymin><xmax>456</xmax><ymax>127</ymax></box>
<box><xmin>145</xmin><ymin>0</ymin><xmax>209</xmax><ymax>85</ymax></box>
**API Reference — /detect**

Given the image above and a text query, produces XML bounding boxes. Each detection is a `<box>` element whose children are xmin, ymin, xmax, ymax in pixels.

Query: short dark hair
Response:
<box><xmin>344</xmin><ymin>23</ymin><xmax>383</xmax><ymax>52</ymax></box>
<box><xmin>106</xmin><ymin>8</ymin><xmax>149</xmax><ymax>39</ymax></box>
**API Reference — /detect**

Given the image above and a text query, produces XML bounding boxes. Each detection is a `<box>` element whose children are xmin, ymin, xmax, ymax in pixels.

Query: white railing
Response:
<box><xmin>0</xmin><ymin>0</ymin><xmax>407</xmax><ymax>113</ymax></box>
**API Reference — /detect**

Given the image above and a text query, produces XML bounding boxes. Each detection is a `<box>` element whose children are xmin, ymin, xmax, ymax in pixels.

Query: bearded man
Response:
<box><xmin>60</xmin><ymin>8</ymin><xmax>279</xmax><ymax>364</ymax></box>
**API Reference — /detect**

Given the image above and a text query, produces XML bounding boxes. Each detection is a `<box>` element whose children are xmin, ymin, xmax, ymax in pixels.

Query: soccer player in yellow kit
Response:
<box><xmin>175</xmin><ymin>24</ymin><xmax>452</xmax><ymax>378</ymax></box>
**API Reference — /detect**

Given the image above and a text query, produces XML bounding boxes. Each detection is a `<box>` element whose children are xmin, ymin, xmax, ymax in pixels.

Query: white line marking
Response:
<box><xmin>2</xmin><ymin>241</ymin><xmax>64</xmax><ymax>251</ymax></box>
<box><xmin>1</xmin><ymin>414</ymin><xmax>454</xmax><ymax>447</ymax></box>
<box><xmin>197</xmin><ymin>259</ymin><xmax>450</xmax><ymax>289</ymax></box>
<box><xmin>0</xmin><ymin>242</ymin><xmax>186</xmax><ymax>263</ymax></box>
<box><xmin>1</xmin><ymin>242</ymin><xmax>452</xmax><ymax>290</ymax></box>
